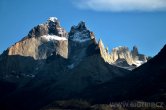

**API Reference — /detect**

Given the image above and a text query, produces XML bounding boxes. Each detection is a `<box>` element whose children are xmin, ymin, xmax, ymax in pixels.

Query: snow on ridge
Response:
<box><xmin>48</xmin><ymin>17</ymin><xmax>58</xmax><ymax>22</ymax></box>
<box><xmin>72</xmin><ymin>37</ymin><xmax>91</xmax><ymax>42</ymax></box>
<box><xmin>41</xmin><ymin>35</ymin><xmax>67</xmax><ymax>41</ymax></box>
<box><xmin>134</xmin><ymin>60</ymin><xmax>145</xmax><ymax>67</ymax></box>
<box><xmin>71</xmin><ymin>32</ymin><xmax>91</xmax><ymax>43</ymax></box>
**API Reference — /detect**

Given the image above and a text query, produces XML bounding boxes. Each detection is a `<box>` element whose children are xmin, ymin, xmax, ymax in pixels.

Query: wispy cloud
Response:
<box><xmin>73</xmin><ymin>0</ymin><xmax>166</xmax><ymax>12</ymax></box>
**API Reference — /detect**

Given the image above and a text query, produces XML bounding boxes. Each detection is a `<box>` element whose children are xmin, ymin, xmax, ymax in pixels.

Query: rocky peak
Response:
<box><xmin>7</xmin><ymin>17</ymin><xmax>68</xmax><ymax>60</ymax></box>
<box><xmin>68</xmin><ymin>21</ymin><xmax>98</xmax><ymax>69</ymax></box>
<box><xmin>132</xmin><ymin>46</ymin><xmax>138</xmax><ymax>54</ymax></box>
<box><xmin>98</xmin><ymin>39</ymin><xmax>104</xmax><ymax>49</ymax></box>
<box><xmin>97</xmin><ymin>43</ymin><xmax>149</xmax><ymax>70</ymax></box>
<box><xmin>47</xmin><ymin>17</ymin><xmax>59</xmax><ymax>27</ymax></box>
<box><xmin>131</xmin><ymin>46</ymin><xmax>139</xmax><ymax>60</ymax></box>
<box><xmin>28</xmin><ymin>17</ymin><xmax>67</xmax><ymax>38</ymax></box>
<box><xmin>98</xmin><ymin>39</ymin><xmax>112</xmax><ymax>64</ymax></box>
<box><xmin>47</xmin><ymin>17</ymin><xmax>58</xmax><ymax>22</ymax></box>
<box><xmin>72</xmin><ymin>21</ymin><xmax>87</xmax><ymax>31</ymax></box>
<box><xmin>69</xmin><ymin>21</ymin><xmax>94</xmax><ymax>42</ymax></box>
<box><xmin>110</xmin><ymin>46</ymin><xmax>133</xmax><ymax>65</ymax></box>
<box><xmin>109</xmin><ymin>46</ymin><xmax>149</xmax><ymax>69</ymax></box>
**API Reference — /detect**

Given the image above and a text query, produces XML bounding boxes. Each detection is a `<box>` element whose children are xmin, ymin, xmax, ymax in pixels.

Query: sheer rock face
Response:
<box><xmin>8</xmin><ymin>37</ymin><xmax>42</xmax><ymax>59</ymax></box>
<box><xmin>8</xmin><ymin>17</ymin><xmax>68</xmax><ymax>60</ymax></box>
<box><xmin>98</xmin><ymin>39</ymin><xmax>113</xmax><ymax>63</ymax></box>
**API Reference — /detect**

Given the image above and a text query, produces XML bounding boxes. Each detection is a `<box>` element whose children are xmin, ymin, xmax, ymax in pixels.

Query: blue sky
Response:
<box><xmin>0</xmin><ymin>0</ymin><xmax>166</xmax><ymax>56</ymax></box>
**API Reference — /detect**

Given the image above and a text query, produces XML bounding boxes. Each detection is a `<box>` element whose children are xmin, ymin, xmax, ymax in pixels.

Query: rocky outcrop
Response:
<box><xmin>98</xmin><ymin>43</ymin><xmax>149</xmax><ymax>69</ymax></box>
<box><xmin>110</xmin><ymin>46</ymin><xmax>133</xmax><ymax>64</ymax></box>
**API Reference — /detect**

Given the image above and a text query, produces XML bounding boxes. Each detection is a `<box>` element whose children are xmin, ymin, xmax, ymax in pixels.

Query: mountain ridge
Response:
<box><xmin>2</xmin><ymin>17</ymin><xmax>149</xmax><ymax>70</ymax></box>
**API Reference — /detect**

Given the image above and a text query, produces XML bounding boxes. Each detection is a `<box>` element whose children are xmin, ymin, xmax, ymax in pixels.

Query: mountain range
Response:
<box><xmin>0</xmin><ymin>17</ymin><xmax>165</xmax><ymax>110</ymax></box>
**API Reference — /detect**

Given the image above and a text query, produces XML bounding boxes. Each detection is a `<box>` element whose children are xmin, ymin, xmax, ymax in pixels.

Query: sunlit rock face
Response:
<box><xmin>98</xmin><ymin>43</ymin><xmax>149</xmax><ymax>70</ymax></box>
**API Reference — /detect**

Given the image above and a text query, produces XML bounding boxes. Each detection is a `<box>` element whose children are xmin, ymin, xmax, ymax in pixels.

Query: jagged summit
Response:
<box><xmin>98</xmin><ymin>41</ymin><xmax>149</xmax><ymax>69</ymax></box>
<box><xmin>72</xmin><ymin>21</ymin><xmax>87</xmax><ymax>31</ymax></box>
<box><xmin>98</xmin><ymin>39</ymin><xmax>104</xmax><ymax>48</ymax></box>
<box><xmin>28</xmin><ymin>17</ymin><xmax>67</xmax><ymax>38</ymax></box>
<box><xmin>69</xmin><ymin>21</ymin><xmax>94</xmax><ymax>42</ymax></box>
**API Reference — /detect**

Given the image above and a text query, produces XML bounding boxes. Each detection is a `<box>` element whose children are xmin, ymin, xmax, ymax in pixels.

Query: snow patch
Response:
<box><xmin>41</xmin><ymin>35</ymin><xmax>67</xmax><ymax>41</ymax></box>
<box><xmin>48</xmin><ymin>17</ymin><xmax>58</xmax><ymax>22</ymax></box>
<box><xmin>71</xmin><ymin>32</ymin><xmax>91</xmax><ymax>42</ymax></box>
<box><xmin>134</xmin><ymin>60</ymin><xmax>144</xmax><ymax>67</ymax></box>
<box><xmin>115</xmin><ymin>65</ymin><xmax>133</xmax><ymax>71</ymax></box>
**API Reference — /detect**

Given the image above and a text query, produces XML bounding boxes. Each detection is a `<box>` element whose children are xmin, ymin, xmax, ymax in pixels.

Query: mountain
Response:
<box><xmin>8</xmin><ymin>17</ymin><xmax>68</xmax><ymax>59</ymax></box>
<box><xmin>0</xmin><ymin>17</ymin><xmax>161</xmax><ymax>110</ymax></box>
<box><xmin>0</xmin><ymin>17</ymin><xmax>130</xmax><ymax>110</ymax></box>
<box><xmin>0</xmin><ymin>17</ymin><xmax>68</xmax><ymax>84</ymax></box>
